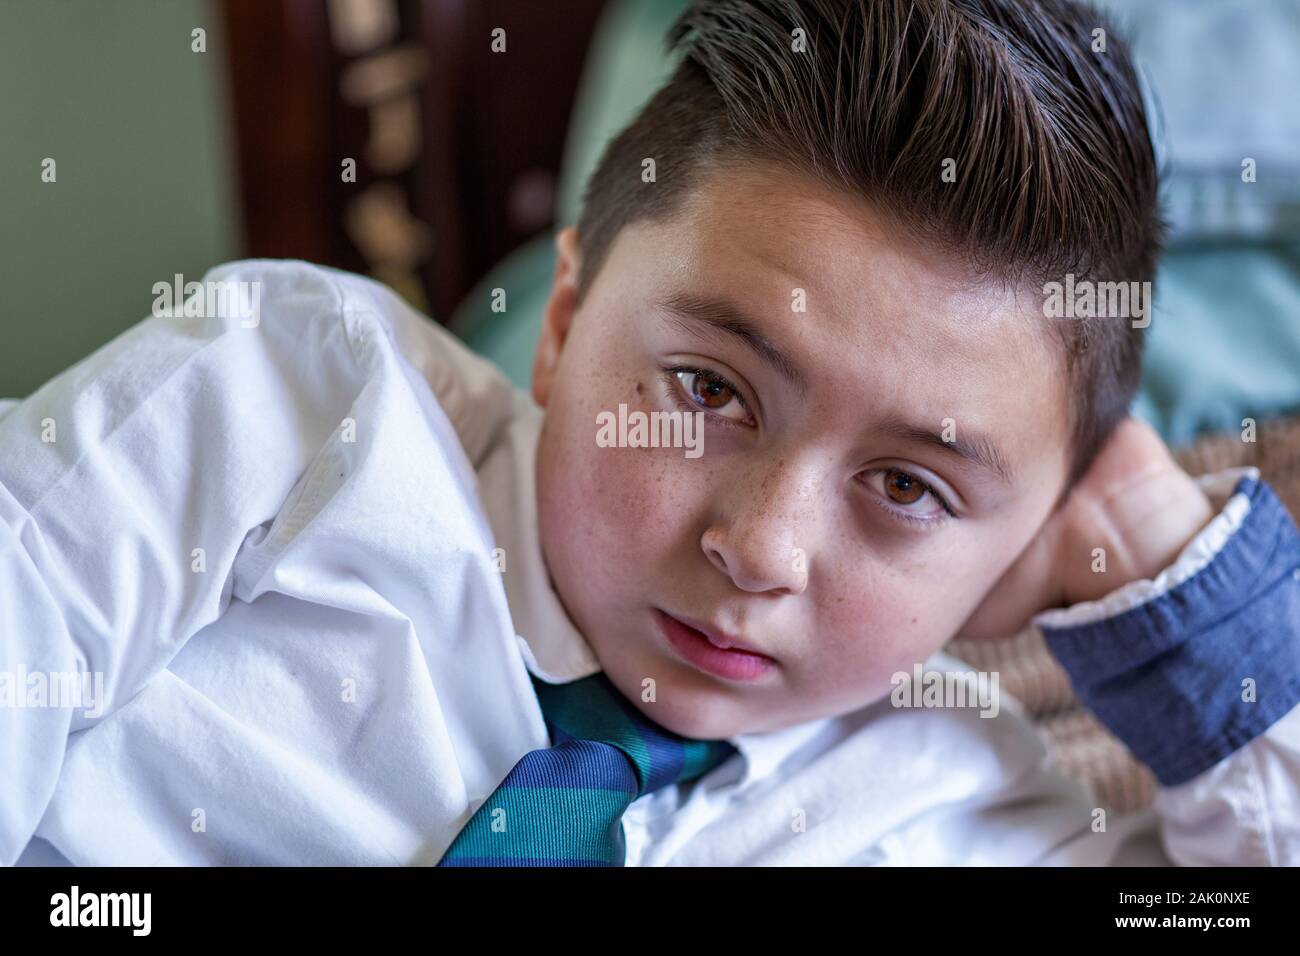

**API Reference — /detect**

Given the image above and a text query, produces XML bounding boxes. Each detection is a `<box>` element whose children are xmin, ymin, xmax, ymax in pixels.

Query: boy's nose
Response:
<box><xmin>699</xmin><ymin>459</ymin><xmax>820</xmax><ymax>595</ymax></box>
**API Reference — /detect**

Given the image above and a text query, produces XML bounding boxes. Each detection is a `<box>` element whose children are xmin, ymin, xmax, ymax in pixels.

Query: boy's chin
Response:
<box><xmin>635</xmin><ymin>687</ymin><xmax>795</xmax><ymax>741</ymax></box>
<box><xmin>624</xmin><ymin>683</ymin><xmax>751</xmax><ymax>741</ymax></box>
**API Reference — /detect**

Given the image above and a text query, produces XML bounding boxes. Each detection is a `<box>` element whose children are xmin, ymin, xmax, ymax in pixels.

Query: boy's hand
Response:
<box><xmin>954</xmin><ymin>417</ymin><xmax>1216</xmax><ymax>641</ymax></box>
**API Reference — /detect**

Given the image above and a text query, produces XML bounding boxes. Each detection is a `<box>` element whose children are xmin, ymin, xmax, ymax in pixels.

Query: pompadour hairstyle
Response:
<box><xmin>575</xmin><ymin>0</ymin><xmax>1163</xmax><ymax>494</ymax></box>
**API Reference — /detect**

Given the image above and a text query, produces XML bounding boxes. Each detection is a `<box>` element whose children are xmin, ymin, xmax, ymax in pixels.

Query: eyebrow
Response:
<box><xmin>659</xmin><ymin>292</ymin><xmax>808</xmax><ymax>395</ymax></box>
<box><xmin>659</xmin><ymin>292</ymin><xmax>1016</xmax><ymax>486</ymax></box>
<box><xmin>875</xmin><ymin>416</ymin><xmax>1017</xmax><ymax>486</ymax></box>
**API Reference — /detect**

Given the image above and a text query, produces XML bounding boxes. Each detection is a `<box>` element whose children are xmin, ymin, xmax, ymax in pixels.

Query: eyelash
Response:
<box><xmin>658</xmin><ymin>363</ymin><xmax>957</xmax><ymax>530</ymax></box>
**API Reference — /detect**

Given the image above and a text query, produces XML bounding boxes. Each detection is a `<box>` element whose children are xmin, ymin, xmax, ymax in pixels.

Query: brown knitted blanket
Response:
<box><xmin>944</xmin><ymin>413</ymin><xmax>1300</xmax><ymax>813</ymax></box>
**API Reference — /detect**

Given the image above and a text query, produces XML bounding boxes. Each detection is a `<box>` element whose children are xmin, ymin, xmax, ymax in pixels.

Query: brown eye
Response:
<box><xmin>863</xmin><ymin>468</ymin><xmax>956</xmax><ymax>528</ymax></box>
<box><xmin>884</xmin><ymin>469</ymin><xmax>926</xmax><ymax>505</ymax></box>
<box><xmin>685</xmin><ymin>371</ymin><xmax>734</xmax><ymax>409</ymax></box>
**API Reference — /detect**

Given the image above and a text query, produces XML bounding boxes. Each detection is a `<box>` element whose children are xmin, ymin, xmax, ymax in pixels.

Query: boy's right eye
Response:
<box><xmin>661</xmin><ymin>365</ymin><xmax>756</xmax><ymax>427</ymax></box>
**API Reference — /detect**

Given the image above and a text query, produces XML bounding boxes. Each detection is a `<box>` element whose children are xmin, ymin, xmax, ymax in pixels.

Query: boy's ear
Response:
<box><xmin>532</xmin><ymin>226</ymin><xmax>582</xmax><ymax>408</ymax></box>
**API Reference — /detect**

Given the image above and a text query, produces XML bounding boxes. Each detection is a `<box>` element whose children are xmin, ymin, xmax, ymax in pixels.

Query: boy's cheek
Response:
<box><xmin>812</xmin><ymin>607</ymin><xmax>975</xmax><ymax>714</ymax></box>
<box><xmin>847</xmin><ymin>540</ymin><xmax>995</xmax><ymax>629</ymax></box>
<box><xmin>540</xmin><ymin>406</ymin><xmax>692</xmax><ymax>592</ymax></box>
<box><xmin>821</xmin><ymin>559</ymin><xmax>998</xmax><ymax>669</ymax></box>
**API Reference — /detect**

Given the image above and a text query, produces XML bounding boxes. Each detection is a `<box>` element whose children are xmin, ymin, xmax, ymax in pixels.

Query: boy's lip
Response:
<box><xmin>654</xmin><ymin>608</ymin><xmax>774</xmax><ymax>660</ymax></box>
<box><xmin>654</xmin><ymin>609</ymin><xmax>778</xmax><ymax>683</ymax></box>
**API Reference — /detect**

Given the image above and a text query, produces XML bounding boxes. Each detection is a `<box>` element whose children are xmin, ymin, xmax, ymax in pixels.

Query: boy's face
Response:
<box><xmin>532</xmin><ymin>163</ymin><xmax>1071</xmax><ymax>739</ymax></box>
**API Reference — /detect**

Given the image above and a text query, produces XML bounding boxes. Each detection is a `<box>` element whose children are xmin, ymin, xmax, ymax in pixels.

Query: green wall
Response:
<box><xmin>0</xmin><ymin>0</ymin><xmax>238</xmax><ymax>398</ymax></box>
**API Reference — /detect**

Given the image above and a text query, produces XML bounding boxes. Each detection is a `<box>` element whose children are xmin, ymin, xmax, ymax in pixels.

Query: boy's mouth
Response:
<box><xmin>653</xmin><ymin>609</ymin><xmax>778</xmax><ymax>682</ymax></box>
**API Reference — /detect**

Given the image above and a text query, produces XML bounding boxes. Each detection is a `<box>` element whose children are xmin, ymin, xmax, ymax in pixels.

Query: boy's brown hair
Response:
<box><xmin>575</xmin><ymin>0</ymin><xmax>1162</xmax><ymax>494</ymax></box>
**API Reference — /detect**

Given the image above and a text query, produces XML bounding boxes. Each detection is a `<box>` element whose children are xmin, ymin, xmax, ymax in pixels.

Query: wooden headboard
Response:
<box><xmin>220</xmin><ymin>0</ymin><xmax>608</xmax><ymax>322</ymax></box>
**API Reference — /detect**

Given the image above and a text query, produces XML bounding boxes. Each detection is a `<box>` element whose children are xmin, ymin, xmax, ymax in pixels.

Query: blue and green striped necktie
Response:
<box><xmin>437</xmin><ymin>671</ymin><xmax>738</xmax><ymax>866</ymax></box>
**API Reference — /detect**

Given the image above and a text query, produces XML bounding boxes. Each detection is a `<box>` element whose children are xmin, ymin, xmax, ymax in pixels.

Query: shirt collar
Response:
<box><xmin>727</xmin><ymin>717</ymin><xmax>837</xmax><ymax>789</ymax></box>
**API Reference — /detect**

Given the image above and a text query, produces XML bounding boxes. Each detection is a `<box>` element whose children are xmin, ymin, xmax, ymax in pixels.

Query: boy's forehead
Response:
<box><xmin>678</xmin><ymin>162</ymin><xmax>1016</xmax><ymax>315</ymax></box>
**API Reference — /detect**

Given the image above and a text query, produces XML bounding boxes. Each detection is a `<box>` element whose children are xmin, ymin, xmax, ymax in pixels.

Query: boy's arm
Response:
<box><xmin>1032</xmin><ymin>468</ymin><xmax>1300</xmax><ymax>864</ymax></box>
<box><xmin>954</xmin><ymin>417</ymin><xmax>1300</xmax><ymax>865</ymax></box>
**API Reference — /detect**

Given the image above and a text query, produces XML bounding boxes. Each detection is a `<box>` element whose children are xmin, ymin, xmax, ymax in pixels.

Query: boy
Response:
<box><xmin>4</xmin><ymin>0</ymin><xmax>1298</xmax><ymax>865</ymax></box>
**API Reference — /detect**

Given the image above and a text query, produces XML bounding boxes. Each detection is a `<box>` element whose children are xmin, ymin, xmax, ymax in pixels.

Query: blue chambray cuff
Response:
<box><xmin>1039</xmin><ymin>475</ymin><xmax>1300</xmax><ymax>787</ymax></box>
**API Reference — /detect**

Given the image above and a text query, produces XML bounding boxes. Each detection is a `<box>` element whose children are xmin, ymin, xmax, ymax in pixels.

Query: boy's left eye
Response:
<box><xmin>861</xmin><ymin>468</ymin><xmax>956</xmax><ymax>524</ymax></box>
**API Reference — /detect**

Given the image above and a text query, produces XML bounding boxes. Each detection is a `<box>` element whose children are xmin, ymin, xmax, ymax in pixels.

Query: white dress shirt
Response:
<box><xmin>4</xmin><ymin>259</ymin><xmax>1297</xmax><ymax>866</ymax></box>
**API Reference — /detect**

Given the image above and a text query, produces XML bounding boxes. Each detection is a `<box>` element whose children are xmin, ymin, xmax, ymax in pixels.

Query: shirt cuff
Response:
<box><xmin>1032</xmin><ymin>467</ymin><xmax>1300</xmax><ymax>786</ymax></box>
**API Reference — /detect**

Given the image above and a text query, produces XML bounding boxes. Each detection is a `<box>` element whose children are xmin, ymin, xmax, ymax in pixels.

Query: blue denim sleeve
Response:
<box><xmin>1038</xmin><ymin>475</ymin><xmax>1300</xmax><ymax>787</ymax></box>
